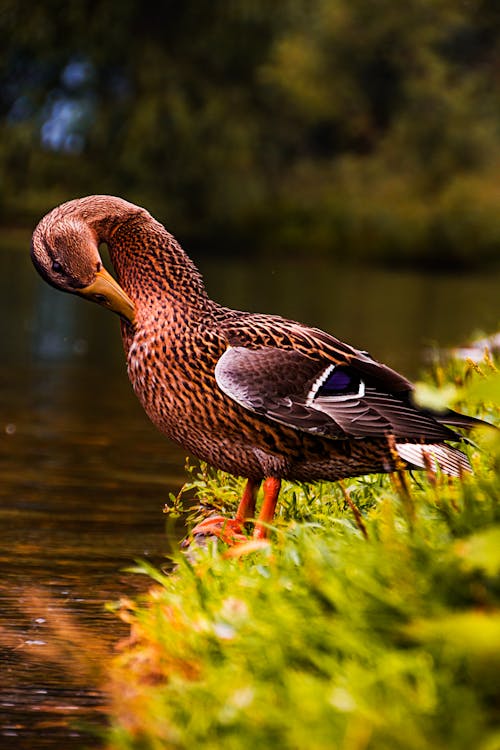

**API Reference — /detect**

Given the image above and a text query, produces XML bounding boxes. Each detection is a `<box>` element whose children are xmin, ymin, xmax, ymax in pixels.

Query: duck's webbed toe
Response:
<box><xmin>187</xmin><ymin>515</ymin><xmax>249</xmax><ymax>546</ymax></box>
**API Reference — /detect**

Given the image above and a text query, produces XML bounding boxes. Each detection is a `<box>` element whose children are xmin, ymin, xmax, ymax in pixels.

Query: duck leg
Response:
<box><xmin>189</xmin><ymin>478</ymin><xmax>261</xmax><ymax>544</ymax></box>
<box><xmin>235</xmin><ymin>478</ymin><xmax>261</xmax><ymax>523</ymax></box>
<box><xmin>254</xmin><ymin>477</ymin><xmax>281</xmax><ymax>539</ymax></box>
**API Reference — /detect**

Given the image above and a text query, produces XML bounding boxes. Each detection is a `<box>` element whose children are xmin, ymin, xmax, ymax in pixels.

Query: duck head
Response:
<box><xmin>31</xmin><ymin>210</ymin><xmax>136</xmax><ymax>326</ymax></box>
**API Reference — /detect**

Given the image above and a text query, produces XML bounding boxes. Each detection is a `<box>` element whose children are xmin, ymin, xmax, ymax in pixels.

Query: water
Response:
<box><xmin>1</xmin><ymin>233</ymin><xmax>499</xmax><ymax>747</ymax></box>
<box><xmin>0</xmin><ymin>363</ymin><xmax>186</xmax><ymax>747</ymax></box>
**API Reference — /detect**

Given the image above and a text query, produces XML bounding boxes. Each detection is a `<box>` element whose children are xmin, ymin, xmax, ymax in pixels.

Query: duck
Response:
<box><xmin>31</xmin><ymin>195</ymin><xmax>488</xmax><ymax>543</ymax></box>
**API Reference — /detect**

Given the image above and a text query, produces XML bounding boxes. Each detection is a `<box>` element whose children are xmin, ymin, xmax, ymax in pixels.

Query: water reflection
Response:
<box><xmin>1</xmin><ymin>235</ymin><xmax>499</xmax><ymax>746</ymax></box>
<box><xmin>0</xmin><ymin>365</ymin><xmax>185</xmax><ymax>747</ymax></box>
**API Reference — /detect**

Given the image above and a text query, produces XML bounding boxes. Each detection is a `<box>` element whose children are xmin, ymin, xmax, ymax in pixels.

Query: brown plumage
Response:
<box><xmin>31</xmin><ymin>195</ymin><xmax>488</xmax><ymax>542</ymax></box>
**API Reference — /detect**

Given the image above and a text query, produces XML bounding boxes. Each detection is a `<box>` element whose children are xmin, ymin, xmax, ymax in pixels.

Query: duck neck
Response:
<box><xmin>85</xmin><ymin>197</ymin><xmax>211</xmax><ymax>319</ymax></box>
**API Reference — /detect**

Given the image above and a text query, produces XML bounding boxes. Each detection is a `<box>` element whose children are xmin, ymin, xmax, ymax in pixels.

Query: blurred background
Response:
<box><xmin>0</xmin><ymin>2</ymin><xmax>499</xmax><ymax>746</ymax></box>
<box><xmin>2</xmin><ymin>0</ymin><xmax>500</xmax><ymax>266</ymax></box>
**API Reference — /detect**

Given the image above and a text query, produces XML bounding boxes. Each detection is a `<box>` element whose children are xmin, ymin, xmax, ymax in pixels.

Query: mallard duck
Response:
<box><xmin>31</xmin><ymin>196</ymin><xmax>487</xmax><ymax>543</ymax></box>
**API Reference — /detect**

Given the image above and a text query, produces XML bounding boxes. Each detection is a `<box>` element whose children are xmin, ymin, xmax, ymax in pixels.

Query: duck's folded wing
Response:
<box><xmin>214</xmin><ymin>346</ymin><xmax>459</xmax><ymax>442</ymax></box>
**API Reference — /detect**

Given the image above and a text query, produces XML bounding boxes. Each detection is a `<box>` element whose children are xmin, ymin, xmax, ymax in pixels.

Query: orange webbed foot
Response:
<box><xmin>187</xmin><ymin>515</ymin><xmax>248</xmax><ymax>546</ymax></box>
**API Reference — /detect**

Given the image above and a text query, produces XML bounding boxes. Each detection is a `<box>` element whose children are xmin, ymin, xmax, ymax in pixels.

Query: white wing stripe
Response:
<box><xmin>306</xmin><ymin>364</ymin><xmax>335</xmax><ymax>405</ymax></box>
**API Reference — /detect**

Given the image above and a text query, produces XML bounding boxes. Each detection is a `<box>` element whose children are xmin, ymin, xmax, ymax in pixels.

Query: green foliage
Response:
<box><xmin>106</xmin><ymin>360</ymin><xmax>500</xmax><ymax>749</ymax></box>
<box><xmin>2</xmin><ymin>1</ymin><xmax>500</xmax><ymax>265</ymax></box>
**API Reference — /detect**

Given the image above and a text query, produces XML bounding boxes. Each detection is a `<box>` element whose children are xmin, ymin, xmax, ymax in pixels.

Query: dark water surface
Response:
<box><xmin>0</xmin><ymin>366</ymin><xmax>186</xmax><ymax>748</ymax></box>
<box><xmin>1</xmin><ymin>235</ymin><xmax>499</xmax><ymax>747</ymax></box>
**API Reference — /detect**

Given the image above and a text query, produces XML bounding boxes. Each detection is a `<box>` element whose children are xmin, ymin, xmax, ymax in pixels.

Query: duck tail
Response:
<box><xmin>430</xmin><ymin>408</ymin><xmax>495</xmax><ymax>432</ymax></box>
<box><xmin>396</xmin><ymin>442</ymin><xmax>472</xmax><ymax>476</ymax></box>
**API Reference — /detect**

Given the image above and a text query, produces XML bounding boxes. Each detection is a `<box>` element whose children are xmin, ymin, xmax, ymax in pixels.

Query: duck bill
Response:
<box><xmin>78</xmin><ymin>268</ymin><xmax>136</xmax><ymax>325</ymax></box>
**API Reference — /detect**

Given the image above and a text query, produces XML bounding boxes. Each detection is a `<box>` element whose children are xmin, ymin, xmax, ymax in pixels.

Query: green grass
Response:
<box><xmin>106</xmin><ymin>358</ymin><xmax>500</xmax><ymax>750</ymax></box>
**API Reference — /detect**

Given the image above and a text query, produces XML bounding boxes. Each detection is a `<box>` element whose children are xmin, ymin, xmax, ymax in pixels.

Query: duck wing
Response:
<box><xmin>220</xmin><ymin>312</ymin><xmax>413</xmax><ymax>393</ymax></box>
<box><xmin>216</xmin><ymin>335</ymin><xmax>472</xmax><ymax>448</ymax></box>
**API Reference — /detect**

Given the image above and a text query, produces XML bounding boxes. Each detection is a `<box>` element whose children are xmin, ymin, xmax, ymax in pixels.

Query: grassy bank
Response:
<box><xmin>106</xmin><ymin>359</ymin><xmax>500</xmax><ymax>750</ymax></box>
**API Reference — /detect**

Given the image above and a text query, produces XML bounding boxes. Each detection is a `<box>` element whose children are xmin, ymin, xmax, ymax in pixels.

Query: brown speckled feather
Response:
<box><xmin>31</xmin><ymin>196</ymin><xmax>487</xmax><ymax>492</ymax></box>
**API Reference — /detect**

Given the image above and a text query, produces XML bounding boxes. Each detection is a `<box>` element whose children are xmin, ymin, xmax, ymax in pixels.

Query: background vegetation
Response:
<box><xmin>2</xmin><ymin>0</ymin><xmax>500</xmax><ymax>265</ymax></box>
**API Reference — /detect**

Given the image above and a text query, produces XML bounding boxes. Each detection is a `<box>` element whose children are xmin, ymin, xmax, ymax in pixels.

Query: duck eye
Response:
<box><xmin>52</xmin><ymin>260</ymin><xmax>63</xmax><ymax>273</ymax></box>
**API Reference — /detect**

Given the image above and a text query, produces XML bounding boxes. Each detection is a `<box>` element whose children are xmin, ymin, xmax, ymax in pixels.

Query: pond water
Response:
<box><xmin>1</xmin><ymin>232</ymin><xmax>499</xmax><ymax>747</ymax></box>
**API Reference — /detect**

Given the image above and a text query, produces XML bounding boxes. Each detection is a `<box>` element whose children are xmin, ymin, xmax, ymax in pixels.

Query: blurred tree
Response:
<box><xmin>1</xmin><ymin>0</ymin><xmax>500</xmax><ymax>264</ymax></box>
